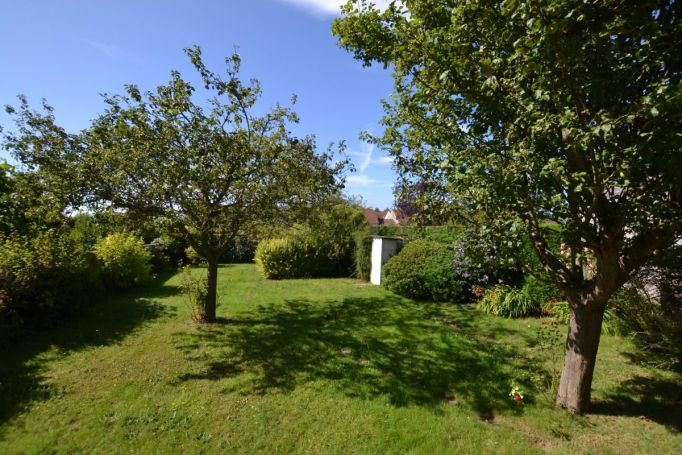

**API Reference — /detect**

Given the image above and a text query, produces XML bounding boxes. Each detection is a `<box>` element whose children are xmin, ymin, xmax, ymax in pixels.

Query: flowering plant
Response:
<box><xmin>509</xmin><ymin>385</ymin><xmax>524</xmax><ymax>403</ymax></box>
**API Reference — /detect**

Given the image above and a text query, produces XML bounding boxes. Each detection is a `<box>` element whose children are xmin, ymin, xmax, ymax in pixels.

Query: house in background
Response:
<box><xmin>363</xmin><ymin>208</ymin><xmax>408</xmax><ymax>226</ymax></box>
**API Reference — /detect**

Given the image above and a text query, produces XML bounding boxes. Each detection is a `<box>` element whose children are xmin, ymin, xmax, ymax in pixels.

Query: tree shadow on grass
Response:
<box><xmin>591</xmin><ymin>374</ymin><xmax>682</xmax><ymax>432</ymax></box>
<box><xmin>174</xmin><ymin>296</ymin><xmax>535</xmax><ymax>417</ymax></box>
<box><xmin>0</xmin><ymin>275</ymin><xmax>178</xmax><ymax>429</ymax></box>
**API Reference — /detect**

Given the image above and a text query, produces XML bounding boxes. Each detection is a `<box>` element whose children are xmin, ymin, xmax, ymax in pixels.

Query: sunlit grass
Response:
<box><xmin>0</xmin><ymin>264</ymin><xmax>679</xmax><ymax>454</ymax></box>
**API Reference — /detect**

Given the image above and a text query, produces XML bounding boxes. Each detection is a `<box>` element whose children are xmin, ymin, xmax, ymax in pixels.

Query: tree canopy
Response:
<box><xmin>82</xmin><ymin>47</ymin><xmax>346</xmax><ymax>320</ymax></box>
<box><xmin>3</xmin><ymin>47</ymin><xmax>347</xmax><ymax>322</ymax></box>
<box><xmin>333</xmin><ymin>0</ymin><xmax>681</xmax><ymax>413</ymax></box>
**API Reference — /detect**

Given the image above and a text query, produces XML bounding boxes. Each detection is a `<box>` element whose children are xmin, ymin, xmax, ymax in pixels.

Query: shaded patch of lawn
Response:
<box><xmin>174</xmin><ymin>296</ymin><xmax>534</xmax><ymax>418</ymax></box>
<box><xmin>0</xmin><ymin>275</ymin><xmax>177</xmax><ymax>428</ymax></box>
<box><xmin>591</xmin><ymin>374</ymin><xmax>682</xmax><ymax>432</ymax></box>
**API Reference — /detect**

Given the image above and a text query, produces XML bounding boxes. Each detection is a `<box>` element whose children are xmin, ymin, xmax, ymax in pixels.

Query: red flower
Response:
<box><xmin>514</xmin><ymin>394</ymin><xmax>522</xmax><ymax>402</ymax></box>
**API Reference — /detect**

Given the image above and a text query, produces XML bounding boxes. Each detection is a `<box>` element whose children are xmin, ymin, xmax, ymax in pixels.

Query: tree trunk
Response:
<box><xmin>555</xmin><ymin>299</ymin><xmax>606</xmax><ymax>413</ymax></box>
<box><xmin>202</xmin><ymin>257</ymin><xmax>218</xmax><ymax>323</ymax></box>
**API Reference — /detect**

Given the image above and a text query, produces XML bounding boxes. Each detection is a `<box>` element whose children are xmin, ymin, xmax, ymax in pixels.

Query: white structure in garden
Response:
<box><xmin>370</xmin><ymin>236</ymin><xmax>403</xmax><ymax>285</ymax></box>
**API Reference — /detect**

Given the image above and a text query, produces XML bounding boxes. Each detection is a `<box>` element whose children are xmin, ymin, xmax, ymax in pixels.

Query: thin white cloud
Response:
<box><xmin>346</xmin><ymin>174</ymin><xmax>392</xmax><ymax>187</ymax></box>
<box><xmin>349</xmin><ymin>143</ymin><xmax>393</xmax><ymax>173</ymax></box>
<box><xmin>348</xmin><ymin>142</ymin><xmax>374</xmax><ymax>172</ymax></box>
<box><xmin>83</xmin><ymin>40</ymin><xmax>137</xmax><ymax>62</ymax></box>
<box><xmin>374</xmin><ymin>155</ymin><xmax>393</xmax><ymax>165</ymax></box>
<box><xmin>276</xmin><ymin>0</ymin><xmax>393</xmax><ymax>17</ymax></box>
<box><xmin>347</xmin><ymin>174</ymin><xmax>380</xmax><ymax>185</ymax></box>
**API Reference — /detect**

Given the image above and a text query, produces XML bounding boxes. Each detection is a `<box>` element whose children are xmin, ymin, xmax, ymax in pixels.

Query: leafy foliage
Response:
<box><xmin>334</xmin><ymin>1</ymin><xmax>681</xmax><ymax>294</ymax></box>
<box><xmin>94</xmin><ymin>233</ymin><xmax>152</xmax><ymax>290</ymax></box>
<box><xmin>353</xmin><ymin>231</ymin><xmax>373</xmax><ymax>281</ymax></box>
<box><xmin>180</xmin><ymin>266</ymin><xmax>208</xmax><ymax>323</ymax></box>
<box><xmin>478</xmin><ymin>285</ymin><xmax>541</xmax><ymax>319</ymax></box>
<box><xmin>523</xmin><ymin>274</ymin><xmax>561</xmax><ymax>307</ymax></box>
<box><xmin>184</xmin><ymin>246</ymin><xmax>205</xmax><ymax>266</ymax></box>
<box><xmin>79</xmin><ymin>47</ymin><xmax>345</xmax><ymax>321</ymax></box>
<box><xmin>381</xmin><ymin>239</ymin><xmax>466</xmax><ymax>302</ymax></box>
<box><xmin>451</xmin><ymin>229</ymin><xmax>524</xmax><ymax>292</ymax></box>
<box><xmin>0</xmin><ymin>231</ymin><xmax>102</xmax><ymax>339</ymax></box>
<box><xmin>255</xmin><ymin>235</ymin><xmax>355</xmax><ymax>280</ymax></box>
<box><xmin>256</xmin><ymin>198</ymin><xmax>365</xmax><ymax>280</ymax></box>
<box><xmin>479</xmin><ymin>274</ymin><xmax>561</xmax><ymax>319</ymax></box>
<box><xmin>67</xmin><ymin>214</ymin><xmax>108</xmax><ymax>253</ymax></box>
<box><xmin>611</xmin><ymin>288</ymin><xmax>681</xmax><ymax>371</ymax></box>
<box><xmin>609</xmin><ymin>245</ymin><xmax>682</xmax><ymax>371</ymax></box>
<box><xmin>334</xmin><ymin>0</ymin><xmax>682</xmax><ymax>412</ymax></box>
<box><xmin>0</xmin><ymin>159</ymin><xmax>13</xmax><ymax>233</ymax></box>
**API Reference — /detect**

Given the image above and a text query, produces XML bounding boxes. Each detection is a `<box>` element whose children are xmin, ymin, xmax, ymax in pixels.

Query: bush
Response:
<box><xmin>451</xmin><ymin>229</ymin><xmax>524</xmax><ymax>293</ymax></box>
<box><xmin>381</xmin><ymin>239</ymin><xmax>467</xmax><ymax>302</ymax></box>
<box><xmin>353</xmin><ymin>231</ymin><xmax>373</xmax><ymax>281</ymax></box>
<box><xmin>184</xmin><ymin>246</ymin><xmax>205</xmax><ymax>266</ymax></box>
<box><xmin>222</xmin><ymin>236</ymin><xmax>256</xmax><ymax>263</ymax></box>
<box><xmin>255</xmin><ymin>238</ymin><xmax>298</xmax><ymax>279</ymax></box>
<box><xmin>610</xmin><ymin>285</ymin><xmax>682</xmax><ymax>371</ymax></box>
<box><xmin>608</xmin><ymin>245</ymin><xmax>681</xmax><ymax>371</ymax></box>
<box><xmin>68</xmin><ymin>214</ymin><xmax>107</xmax><ymax>252</ymax></box>
<box><xmin>94</xmin><ymin>233</ymin><xmax>152</xmax><ymax>290</ymax></box>
<box><xmin>478</xmin><ymin>282</ymin><xmax>546</xmax><ymax>318</ymax></box>
<box><xmin>255</xmin><ymin>235</ymin><xmax>354</xmax><ymax>280</ymax></box>
<box><xmin>180</xmin><ymin>266</ymin><xmax>208</xmax><ymax>322</ymax></box>
<box><xmin>0</xmin><ymin>231</ymin><xmax>102</xmax><ymax>339</ymax></box>
<box><xmin>421</xmin><ymin>225</ymin><xmax>464</xmax><ymax>245</ymax></box>
<box><xmin>149</xmin><ymin>234</ymin><xmax>188</xmax><ymax>271</ymax></box>
<box><xmin>522</xmin><ymin>274</ymin><xmax>561</xmax><ymax>306</ymax></box>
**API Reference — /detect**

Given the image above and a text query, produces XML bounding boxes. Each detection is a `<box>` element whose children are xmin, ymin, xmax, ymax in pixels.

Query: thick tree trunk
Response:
<box><xmin>555</xmin><ymin>299</ymin><xmax>606</xmax><ymax>413</ymax></box>
<box><xmin>202</xmin><ymin>257</ymin><xmax>218</xmax><ymax>323</ymax></box>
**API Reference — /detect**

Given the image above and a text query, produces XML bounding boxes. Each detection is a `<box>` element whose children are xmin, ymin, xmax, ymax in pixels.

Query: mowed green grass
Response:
<box><xmin>1</xmin><ymin>264</ymin><xmax>679</xmax><ymax>454</ymax></box>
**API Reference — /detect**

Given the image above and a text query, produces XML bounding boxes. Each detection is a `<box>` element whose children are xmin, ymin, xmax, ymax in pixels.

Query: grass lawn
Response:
<box><xmin>1</xmin><ymin>264</ymin><xmax>680</xmax><ymax>454</ymax></box>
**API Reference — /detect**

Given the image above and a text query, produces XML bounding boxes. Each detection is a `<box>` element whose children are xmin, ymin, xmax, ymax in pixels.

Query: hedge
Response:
<box><xmin>255</xmin><ymin>235</ymin><xmax>354</xmax><ymax>279</ymax></box>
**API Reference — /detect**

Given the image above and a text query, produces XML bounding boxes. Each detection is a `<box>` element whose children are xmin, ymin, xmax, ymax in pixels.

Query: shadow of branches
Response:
<box><xmin>592</xmin><ymin>374</ymin><xmax>682</xmax><ymax>432</ymax></box>
<box><xmin>0</xmin><ymin>276</ymin><xmax>177</xmax><ymax>428</ymax></box>
<box><xmin>174</xmin><ymin>296</ymin><xmax>535</xmax><ymax>416</ymax></box>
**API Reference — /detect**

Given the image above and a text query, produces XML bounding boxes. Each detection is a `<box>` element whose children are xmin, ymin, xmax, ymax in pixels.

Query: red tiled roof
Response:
<box><xmin>363</xmin><ymin>209</ymin><xmax>405</xmax><ymax>226</ymax></box>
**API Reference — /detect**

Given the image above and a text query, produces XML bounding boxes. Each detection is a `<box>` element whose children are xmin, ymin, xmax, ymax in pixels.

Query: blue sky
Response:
<box><xmin>0</xmin><ymin>0</ymin><xmax>397</xmax><ymax>209</ymax></box>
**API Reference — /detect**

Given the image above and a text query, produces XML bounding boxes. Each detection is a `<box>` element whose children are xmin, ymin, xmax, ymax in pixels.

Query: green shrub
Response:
<box><xmin>184</xmin><ymin>246</ymin><xmax>205</xmax><ymax>266</ymax></box>
<box><xmin>353</xmin><ymin>231</ymin><xmax>373</xmax><ymax>281</ymax></box>
<box><xmin>478</xmin><ymin>285</ymin><xmax>542</xmax><ymax>318</ymax></box>
<box><xmin>94</xmin><ymin>233</ymin><xmax>152</xmax><ymax>290</ymax></box>
<box><xmin>148</xmin><ymin>236</ymin><xmax>172</xmax><ymax>272</ymax></box>
<box><xmin>68</xmin><ymin>214</ymin><xmax>106</xmax><ymax>252</ymax></box>
<box><xmin>542</xmin><ymin>300</ymin><xmax>570</xmax><ymax>322</ymax></box>
<box><xmin>255</xmin><ymin>238</ymin><xmax>298</xmax><ymax>279</ymax></box>
<box><xmin>381</xmin><ymin>239</ymin><xmax>467</xmax><ymax>302</ymax></box>
<box><xmin>479</xmin><ymin>274</ymin><xmax>562</xmax><ymax>319</ymax></box>
<box><xmin>255</xmin><ymin>235</ymin><xmax>354</xmax><ymax>280</ymax></box>
<box><xmin>421</xmin><ymin>225</ymin><xmax>464</xmax><ymax>245</ymax></box>
<box><xmin>222</xmin><ymin>236</ymin><xmax>256</xmax><ymax>263</ymax></box>
<box><xmin>610</xmin><ymin>286</ymin><xmax>681</xmax><ymax>371</ymax></box>
<box><xmin>180</xmin><ymin>266</ymin><xmax>208</xmax><ymax>322</ymax></box>
<box><xmin>0</xmin><ymin>231</ymin><xmax>102</xmax><ymax>339</ymax></box>
<box><xmin>523</xmin><ymin>274</ymin><xmax>561</xmax><ymax>305</ymax></box>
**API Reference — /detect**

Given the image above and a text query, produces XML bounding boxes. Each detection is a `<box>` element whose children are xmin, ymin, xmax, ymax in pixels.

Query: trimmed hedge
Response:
<box><xmin>255</xmin><ymin>236</ymin><xmax>354</xmax><ymax>279</ymax></box>
<box><xmin>381</xmin><ymin>239</ymin><xmax>467</xmax><ymax>302</ymax></box>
